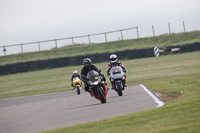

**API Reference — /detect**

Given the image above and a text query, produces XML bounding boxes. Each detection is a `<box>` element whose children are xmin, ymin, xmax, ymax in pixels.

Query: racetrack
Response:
<box><xmin>0</xmin><ymin>85</ymin><xmax>164</xmax><ymax>133</ymax></box>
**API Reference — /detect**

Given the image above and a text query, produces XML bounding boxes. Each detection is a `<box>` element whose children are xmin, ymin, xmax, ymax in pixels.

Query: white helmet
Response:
<box><xmin>110</xmin><ymin>54</ymin><xmax>117</xmax><ymax>63</ymax></box>
<box><xmin>73</xmin><ymin>70</ymin><xmax>78</xmax><ymax>74</ymax></box>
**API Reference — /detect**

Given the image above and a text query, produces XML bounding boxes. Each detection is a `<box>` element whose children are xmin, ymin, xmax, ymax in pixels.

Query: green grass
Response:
<box><xmin>0</xmin><ymin>52</ymin><xmax>200</xmax><ymax>132</ymax></box>
<box><xmin>0</xmin><ymin>30</ymin><xmax>200</xmax><ymax>66</ymax></box>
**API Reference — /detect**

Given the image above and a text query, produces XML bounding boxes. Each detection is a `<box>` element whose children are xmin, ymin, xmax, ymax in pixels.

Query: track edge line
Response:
<box><xmin>139</xmin><ymin>84</ymin><xmax>165</xmax><ymax>108</ymax></box>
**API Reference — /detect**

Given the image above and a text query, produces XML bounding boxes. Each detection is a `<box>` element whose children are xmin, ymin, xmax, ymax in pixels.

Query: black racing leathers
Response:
<box><xmin>81</xmin><ymin>64</ymin><xmax>105</xmax><ymax>91</ymax></box>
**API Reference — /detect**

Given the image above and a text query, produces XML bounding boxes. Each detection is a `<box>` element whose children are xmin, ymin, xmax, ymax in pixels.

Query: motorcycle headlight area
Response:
<box><xmin>89</xmin><ymin>81</ymin><xmax>93</xmax><ymax>85</ymax></box>
<box><xmin>93</xmin><ymin>81</ymin><xmax>99</xmax><ymax>85</ymax></box>
<box><xmin>98</xmin><ymin>77</ymin><xmax>102</xmax><ymax>83</ymax></box>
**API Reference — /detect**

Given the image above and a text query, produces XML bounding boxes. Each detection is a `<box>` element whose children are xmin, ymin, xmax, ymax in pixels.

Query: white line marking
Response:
<box><xmin>140</xmin><ymin>84</ymin><xmax>165</xmax><ymax>108</ymax></box>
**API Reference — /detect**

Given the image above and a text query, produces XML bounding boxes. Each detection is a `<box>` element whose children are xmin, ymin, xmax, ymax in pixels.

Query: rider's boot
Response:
<box><xmin>111</xmin><ymin>85</ymin><xmax>115</xmax><ymax>90</ymax></box>
<box><xmin>125</xmin><ymin>83</ymin><xmax>127</xmax><ymax>87</ymax></box>
<box><xmin>84</xmin><ymin>86</ymin><xmax>93</xmax><ymax>97</ymax></box>
<box><xmin>85</xmin><ymin>89</ymin><xmax>93</xmax><ymax>97</ymax></box>
<box><xmin>107</xmin><ymin>87</ymin><xmax>109</xmax><ymax>92</ymax></box>
<box><xmin>89</xmin><ymin>91</ymin><xmax>93</xmax><ymax>97</ymax></box>
<box><xmin>122</xmin><ymin>79</ymin><xmax>127</xmax><ymax>87</ymax></box>
<box><xmin>125</xmin><ymin>80</ymin><xmax>127</xmax><ymax>87</ymax></box>
<box><xmin>111</xmin><ymin>81</ymin><xmax>115</xmax><ymax>89</ymax></box>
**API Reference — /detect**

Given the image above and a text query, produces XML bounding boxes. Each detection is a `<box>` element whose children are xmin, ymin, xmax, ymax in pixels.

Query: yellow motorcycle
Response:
<box><xmin>72</xmin><ymin>77</ymin><xmax>82</xmax><ymax>95</ymax></box>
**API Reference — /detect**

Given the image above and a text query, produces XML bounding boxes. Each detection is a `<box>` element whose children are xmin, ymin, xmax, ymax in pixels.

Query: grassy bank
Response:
<box><xmin>0</xmin><ymin>31</ymin><xmax>200</xmax><ymax>66</ymax></box>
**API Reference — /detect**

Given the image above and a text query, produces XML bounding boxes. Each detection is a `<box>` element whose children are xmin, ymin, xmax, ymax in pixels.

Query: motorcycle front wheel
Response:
<box><xmin>77</xmin><ymin>86</ymin><xmax>80</xmax><ymax>95</ymax></box>
<box><xmin>97</xmin><ymin>86</ymin><xmax>107</xmax><ymax>103</ymax></box>
<box><xmin>116</xmin><ymin>82</ymin><xmax>123</xmax><ymax>96</ymax></box>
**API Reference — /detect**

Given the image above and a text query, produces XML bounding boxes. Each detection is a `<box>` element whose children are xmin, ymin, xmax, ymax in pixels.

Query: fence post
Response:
<box><xmin>88</xmin><ymin>35</ymin><xmax>91</xmax><ymax>44</ymax></box>
<box><xmin>38</xmin><ymin>42</ymin><xmax>40</xmax><ymax>51</ymax></box>
<box><xmin>136</xmin><ymin>27</ymin><xmax>139</xmax><ymax>39</ymax></box>
<box><xmin>183</xmin><ymin>21</ymin><xmax>186</xmax><ymax>33</ymax></box>
<box><xmin>152</xmin><ymin>25</ymin><xmax>155</xmax><ymax>36</ymax></box>
<box><xmin>55</xmin><ymin>39</ymin><xmax>58</xmax><ymax>49</ymax></box>
<box><xmin>168</xmin><ymin>23</ymin><xmax>171</xmax><ymax>34</ymax></box>
<box><xmin>20</xmin><ymin>44</ymin><xmax>23</xmax><ymax>53</ymax></box>
<box><xmin>72</xmin><ymin>37</ymin><xmax>75</xmax><ymax>46</ymax></box>
<box><xmin>3</xmin><ymin>46</ymin><xmax>6</xmax><ymax>56</ymax></box>
<box><xmin>105</xmin><ymin>32</ymin><xmax>107</xmax><ymax>43</ymax></box>
<box><xmin>120</xmin><ymin>30</ymin><xmax>123</xmax><ymax>40</ymax></box>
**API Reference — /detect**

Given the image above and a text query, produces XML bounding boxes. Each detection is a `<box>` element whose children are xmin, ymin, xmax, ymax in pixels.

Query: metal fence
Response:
<box><xmin>0</xmin><ymin>20</ymin><xmax>198</xmax><ymax>56</ymax></box>
<box><xmin>0</xmin><ymin>27</ymin><xmax>139</xmax><ymax>56</ymax></box>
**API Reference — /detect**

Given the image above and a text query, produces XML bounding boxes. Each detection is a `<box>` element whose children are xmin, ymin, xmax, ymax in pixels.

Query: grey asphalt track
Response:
<box><xmin>0</xmin><ymin>85</ymin><xmax>161</xmax><ymax>133</ymax></box>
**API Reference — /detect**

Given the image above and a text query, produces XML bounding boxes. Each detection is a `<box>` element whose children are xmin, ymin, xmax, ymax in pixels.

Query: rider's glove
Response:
<box><xmin>87</xmin><ymin>81</ymin><xmax>93</xmax><ymax>86</ymax></box>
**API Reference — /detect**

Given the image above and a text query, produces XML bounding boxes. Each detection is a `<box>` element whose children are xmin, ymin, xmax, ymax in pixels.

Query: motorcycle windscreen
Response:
<box><xmin>87</xmin><ymin>70</ymin><xmax>99</xmax><ymax>82</ymax></box>
<box><xmin>111</xmin><ymin>66</ymin><xmax>122</xmax><ymax>74</ymax></box>
<box><xmin>73</xmin><ymin>77</ymin><xmax>79</xmax><ymax>82</ymax></box>
<box><xmin>110</xmin><ymin>66</ymin><xmax>124</xmax><ymax>79</ymax></box>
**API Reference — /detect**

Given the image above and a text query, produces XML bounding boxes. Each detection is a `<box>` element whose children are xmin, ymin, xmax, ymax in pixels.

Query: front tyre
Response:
<box><xmin>116</xmin><ymin>82</ymin><xmax>123</xmax><ymax>96</ymax></box>
<box><xmin>97</xmin><ymin>86</ymin><xmax>106</xmax><ymax>103</ymax></box>
<box><xmin>77</xmin><ymin>86</ymin><xmax>80</xmax><ymax>95</ymax></box>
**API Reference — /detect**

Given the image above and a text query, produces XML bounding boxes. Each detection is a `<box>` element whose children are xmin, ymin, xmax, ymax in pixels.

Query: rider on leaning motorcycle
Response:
<box><xmin>81</xmin><ymin>58</ymin><xmax>106</xmax><ymax>96</ymax></box>
<box><xmin>107</xmin><ymin>54</ymin><xmax>127</xmax><ymax>89</ymax></box>
<box><xmin>71</xmin><ymin>70</ymin><xmax>81</xmax><ymax>90</ymax></box>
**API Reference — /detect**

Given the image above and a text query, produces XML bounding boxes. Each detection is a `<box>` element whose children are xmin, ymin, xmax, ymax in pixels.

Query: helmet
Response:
<box><xmin>73</xmin><ymin>70</ymin><xmax>78</xmax><ymax>74</ymax></box>
<box><xmin>83</xmin><ymin>58</ymin><xmax>91</xmax><ymax>67</ymax></box>
<box><xmin>110</xmin><ymin>54</ymin><xmax>117</xmax><ymax>63</ymax></box>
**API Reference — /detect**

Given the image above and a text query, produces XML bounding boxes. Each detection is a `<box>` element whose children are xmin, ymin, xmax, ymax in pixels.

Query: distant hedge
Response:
<box><xmin>0</xmin><ymin>43</ymin><xmax>199</xmax><ymax>75</ymax></box>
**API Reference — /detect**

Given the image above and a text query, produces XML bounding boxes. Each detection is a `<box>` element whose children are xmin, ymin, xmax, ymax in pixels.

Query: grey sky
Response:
<box><xmin>0</xmin><ymin>0</ymin><xmax>200</xmax><ymax>47</ymax></box>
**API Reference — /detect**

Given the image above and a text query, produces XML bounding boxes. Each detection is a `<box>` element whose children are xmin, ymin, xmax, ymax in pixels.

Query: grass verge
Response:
<box><xmin>0</xmin><ymin>30</ymin><xmax>200</xmax><ymax>66</ymax></box>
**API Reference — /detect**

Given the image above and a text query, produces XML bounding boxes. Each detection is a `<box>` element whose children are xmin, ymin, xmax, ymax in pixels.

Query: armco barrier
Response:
<box><xmin>180</xmin><ymin>43</ymin><xmax>199</xmax><ymax>52</ymax></box>
<box><xmin>29</xmin><ymin>62</ymin><xmax>39</xmax><ymax>71</ymax></box>
<box><xmin>145</xmin><ymin>48</ymin><xmax>154</xmax><ymax>57</ymax></box>
<box><xmin>115</xmin><ymin>50</ymin><xmax>127</xmax><ymax>59</ymax></box>
<box><xmin>0</xmin><ymin>65</ymin><xmax>9</xmax><ymax>75</ymax></box>
<box><xmin>136</xmin><ymin>48</ymin><xmax>146</xmax><ymax>58</ymax></box>
<box><xmin>126</xmin><ymin>50</ymin><xmax>134</xmax><ymax>59</ymax></box>
<box><xmin>0</xmin><ymin>43</ymin><xmax>199</xmax><ymax>76</ymax></box>
<box><xmin>18</xmin><ymin>63</ymin><xmax>29</xmax><ymax>72</ymax></box>
<box><xmin>58</xmin><ymin>57</ymin><xmax>69</xmax><ymax>67</ymax></box>
<box><xmin>48</xmin><ymin>59</ymin><xmax>59</xmax><ymax>68</ymax></box>
<box><xmin>9</xmin><ymin>63</ymin><xmax>19</xmax><ymax>74</ymax></box>
<box><xmin>95</xmin><ymin>53</ymin><xmax>109</xmax><ymax>62</ymax></box>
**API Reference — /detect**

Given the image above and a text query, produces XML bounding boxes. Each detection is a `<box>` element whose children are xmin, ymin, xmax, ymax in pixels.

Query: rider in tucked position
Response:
<box><xmin>81</xmin><ymin>58</ymin><xmax>106</xmax><ymax>96</ymax></box>
<box><xmin>107</xmin><ymin>54</ymin><xmax>127</xmax><ymax>89</ymax></box>
<box><xmin>71</xmin><ymin>70</ymin><xmax>81</xmax><ymax>90</ymax></box>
